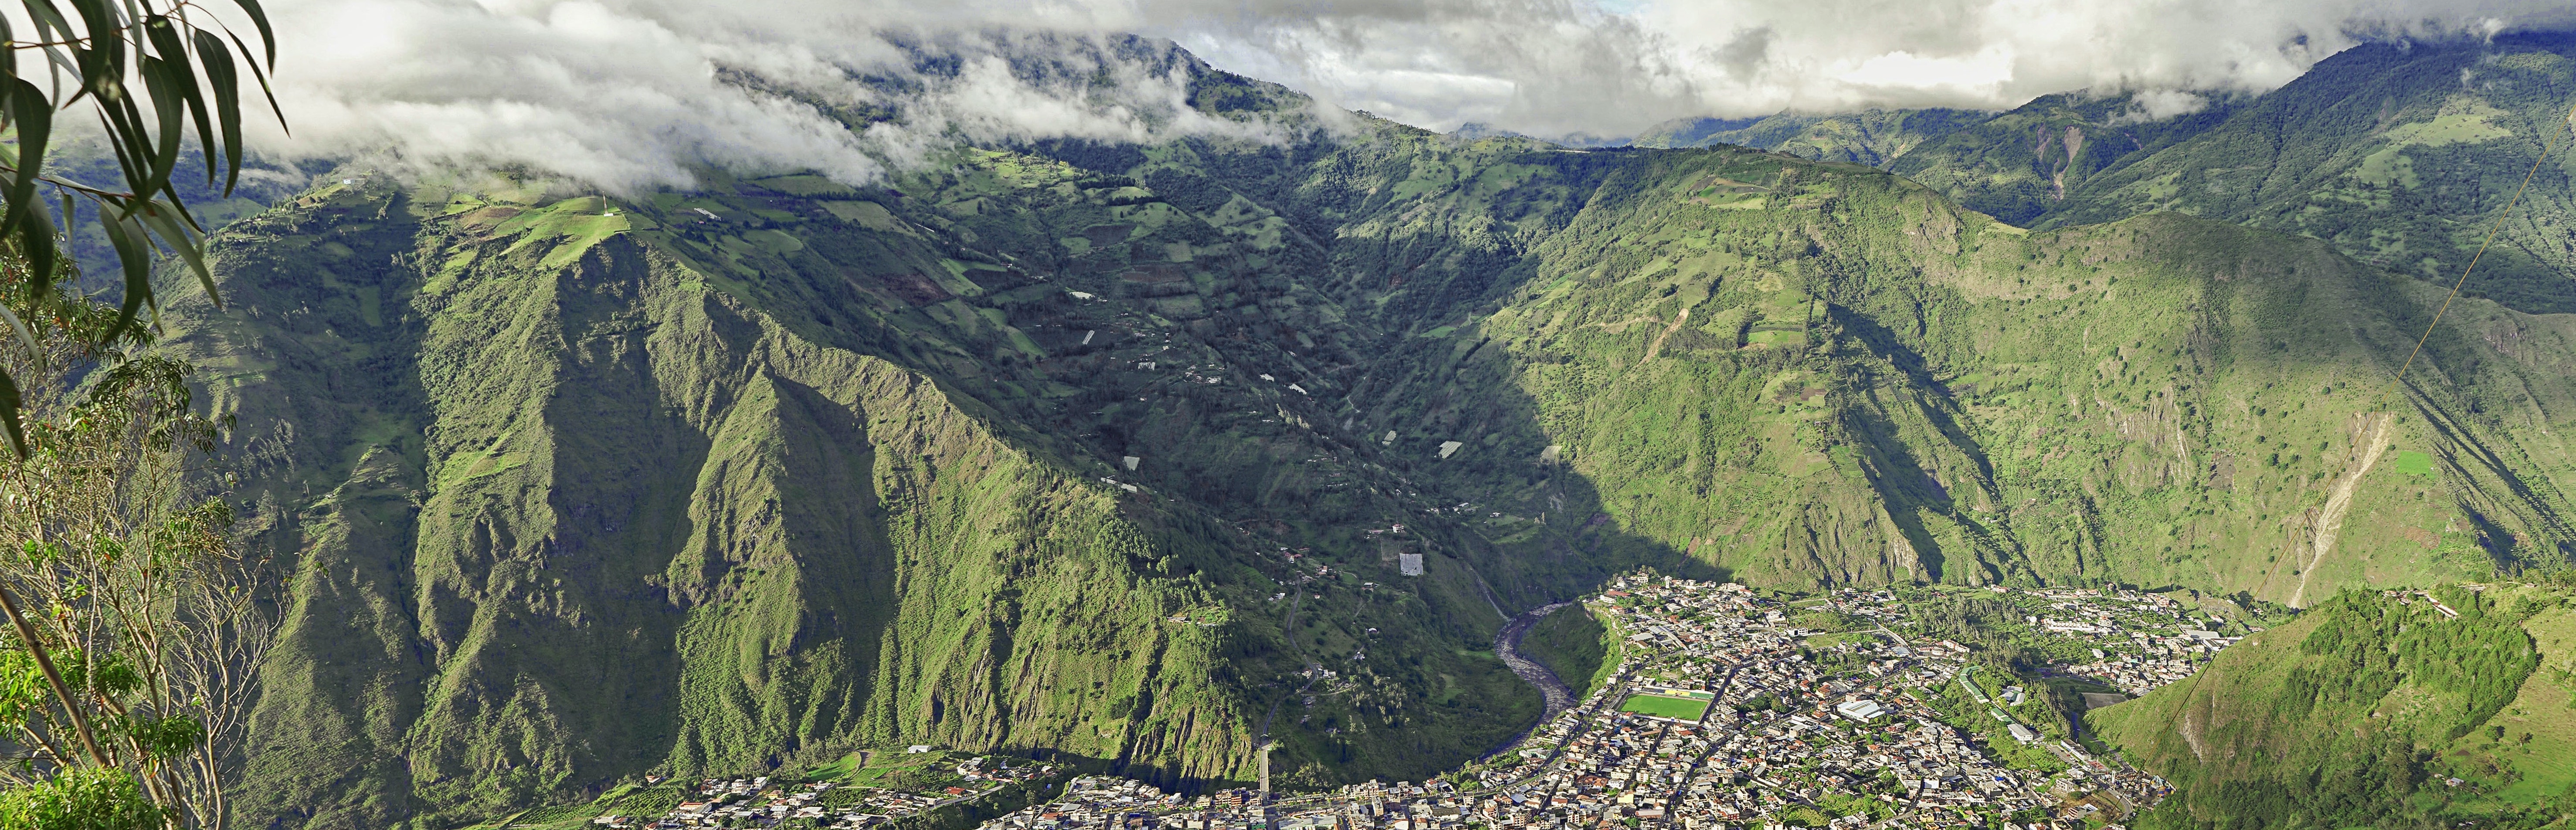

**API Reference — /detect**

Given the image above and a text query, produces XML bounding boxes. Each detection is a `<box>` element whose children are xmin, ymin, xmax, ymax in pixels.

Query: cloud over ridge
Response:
<box><xmin>263</xmin><ymin>1</ymin><xmax>1314</xmax><ymax>191</ymax></box>
<box><xmin>257</xmin><ymin>0</ymin><xmax>2576</xmax><ymax>190</ymax></box>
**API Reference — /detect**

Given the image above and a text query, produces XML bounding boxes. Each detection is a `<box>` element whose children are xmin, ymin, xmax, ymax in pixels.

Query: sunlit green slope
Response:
<box><xmin>160</xmin><ymin>48</ymin><xmax>2576</xmax><ymax>827</ymax></box>
<box><xmin>1904</xmin><ymin>34</ymin><xmax>2576</xmax><ymax>315</ymax></box>
<box><xmin>170</xmin><ymin>184</ymin><xmax>1269</xmax><ymax>827</ymax></box>
<box><xmin>1643</xmin><ymin>36</ymin><xmax>2576</xmax><ymax>317</ymax></box>
<box><xmin>1886</xmin><ymin>91</ymin><xmax>2238</xmax><ymax>226</ymax></box>
<box><xmin>1263</xmin><ymin>135</ymin><xmax>2576</xmax><ymax>597</ymax></box>
<box><xmin>2092</xmin><ymin>583</ymin><xmax>2576</xmax><ymax>828</ymax></box>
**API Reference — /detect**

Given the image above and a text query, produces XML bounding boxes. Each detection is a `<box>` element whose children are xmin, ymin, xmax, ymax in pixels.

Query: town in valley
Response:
<box><xmin>976</xmin><ymin>573</ymin><xmax>2247</xmax><ymax>830</ymax></box>
<box><xmin>496</xmin><ymin>573</ymin><xmax>2260</xmax><ymax>830</ymax></box>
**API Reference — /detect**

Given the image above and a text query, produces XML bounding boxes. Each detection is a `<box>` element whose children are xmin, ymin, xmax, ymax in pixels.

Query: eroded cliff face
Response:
<box><xmin>171</xmin><ymin>190</ymin><xmax>1253</xmax><ymax>828</ymax></box>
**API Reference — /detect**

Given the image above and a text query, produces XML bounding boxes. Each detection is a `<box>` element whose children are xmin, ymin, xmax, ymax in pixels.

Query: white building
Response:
<box><xmin>1833</xmin><ymin>700</ymin><xmax>1886</xmax><ymax>722</ymax></box>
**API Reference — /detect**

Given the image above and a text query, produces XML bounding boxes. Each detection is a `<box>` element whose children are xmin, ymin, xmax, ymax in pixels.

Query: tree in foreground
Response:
<box><xmin>0</xmin><ymin>251</ymin><xmax>273</xmax><ymax>829</ymax></box>
<box><xmin>0</xmin><ymin>0</ymin><xmax>284</xmax><ymax>827</ymax></box>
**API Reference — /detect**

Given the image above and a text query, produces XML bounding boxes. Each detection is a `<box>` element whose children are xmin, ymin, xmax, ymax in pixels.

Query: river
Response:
<box><xmin>1485</xmin><ymin>601</ymin><xmax>1579</xmax><ymax>758</ymax></box>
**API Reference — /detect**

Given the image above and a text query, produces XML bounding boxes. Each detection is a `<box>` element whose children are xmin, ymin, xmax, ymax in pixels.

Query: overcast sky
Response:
<box><xmin>252</xmin><ymin>0</ymin><xmax>2576</xmax><ymax>190</ymax></box>
<box><xmin>1162</xmin><ymin>0</ymin><xmax>2569</xmax><ymax>134</ymax></box>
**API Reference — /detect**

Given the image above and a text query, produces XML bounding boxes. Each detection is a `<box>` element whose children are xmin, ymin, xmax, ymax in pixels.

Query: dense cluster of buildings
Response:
<box><xmin>587</xmin><ymin>776</ymin><xmax>833</xmax><ymax>829</ymax></box>
<box><xmin>981</xmin><ymin>777</ymin><xmax>1184</xmax><ymax>830</ymax></box>
<box><xmin>974</xmin><ymin>575</ymin><xmax>2233</xmax><ymax>830</ymax></box>
<box><xmin>1961</xmin><ymin>585</ymin><xmax>2245</xmax><ymax>698</ymax></box>
<box><xmin>1536</xmin><ymin>576</ymin><xmax>2166</xmax><ymax>828</ymax></box>
<box><xmin>594</xmin><ymin>758</ymin><xmax>1045</xmax><ymax>830</ymax></box>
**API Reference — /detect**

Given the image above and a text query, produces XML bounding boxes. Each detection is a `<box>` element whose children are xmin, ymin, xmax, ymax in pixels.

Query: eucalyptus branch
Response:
<box><xmin>0</xmin><ymin>584</ymin><xmax>106</xmax><ymax>767</ymax></box>
<box><xmin>0</xmin><ymin>0</ymin><xmax>282</xmax><ymax>460</ymax></box>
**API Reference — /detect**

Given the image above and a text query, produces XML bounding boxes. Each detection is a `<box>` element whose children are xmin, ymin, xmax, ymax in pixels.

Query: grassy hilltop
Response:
<box><xmin>150</xmin><ymin>42</ymin><xmax>2576</xmax><ymax>827</ymax></box>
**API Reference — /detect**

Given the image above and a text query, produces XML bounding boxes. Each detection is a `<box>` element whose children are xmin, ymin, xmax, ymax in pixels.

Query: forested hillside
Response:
<box><xmin>2093</xmin><ymin>583</ymin><xmax>2575</xmax><ymax>827</ymax></box>
<box><xmin>1518</xmin><ymin>605</ymin><xmax>1617</xmax><ymax>696</ymax></box>
<box><xmin>155</xmin><ymin>39</ymin><xmax>2576</xmax><ymax>828</ymax></box>
<box><xmin>173</xmin><ymin>184</ymin><xmax>1272</xmax><ymax>827</ymax></box>
<box><xmin>1884</xmin><ymin>91</ymin><xmax>2240</xmax><ymax>226</ymax></box>
<box><xmin>1271</xmin><ymin>134</ymin><xmax>2576</xmax><ymax>596</ymax></box>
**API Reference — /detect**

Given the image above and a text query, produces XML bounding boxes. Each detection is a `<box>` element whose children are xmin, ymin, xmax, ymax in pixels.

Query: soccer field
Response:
<box><xmin>1618</xmin><ymin>694</ymin><xmax>1710</xmax><ymax>720</ymax></box>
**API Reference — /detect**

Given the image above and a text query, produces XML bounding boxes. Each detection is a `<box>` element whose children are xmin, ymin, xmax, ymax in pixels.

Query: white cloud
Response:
<box><xmin>256</xmin><ymin>0</ymin><xmax>1307</xmax><ymax>192</ymax></box>
<box><xmin>1830</xmin><ymin>46</ymin><xmax>2018</xmax><ymax>98</ymax></box>
<box><xmin>2111</xmin><ymin>89</ymin><xmax>2212</xmax><ymax>124</ymax></box>
<box><xmin>249</xmin><ymin>0</ymin><xmax>2576</xmax><ymax>189</ymax></box>
<box><xmin>1173</xmin><ymin>0</ymin><xmax>2576</xmax><ymax>135</ymax></box>
<box><xmin>262</xmin><ymin>0</ymin><xmax>889</xmax><ymax>190</ymax></box>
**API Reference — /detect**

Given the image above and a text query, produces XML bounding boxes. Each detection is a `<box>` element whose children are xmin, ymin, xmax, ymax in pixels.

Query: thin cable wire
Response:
<box><xmin>2385</xmin><ymin>104</ymin><xmax>2576</xmax><ymax>400</ymax></box>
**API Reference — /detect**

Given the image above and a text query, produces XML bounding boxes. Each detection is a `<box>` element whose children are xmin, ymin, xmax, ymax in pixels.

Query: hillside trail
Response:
<box><xmin>1637</xmin><ymin>308</ymin><xmax>1690</xmax><ymax>365</ymax></box>
<box><xmin>2290</xmin><ymin>412</ymin><xmax>2395</xmax><ymax>609</ymax></box>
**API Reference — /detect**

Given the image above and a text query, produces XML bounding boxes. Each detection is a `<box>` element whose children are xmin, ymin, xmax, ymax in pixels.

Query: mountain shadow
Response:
<box><xmin>154</xmin><ymin>46</ymin><xmax>2576</xmax><ymax>829</ymax></box>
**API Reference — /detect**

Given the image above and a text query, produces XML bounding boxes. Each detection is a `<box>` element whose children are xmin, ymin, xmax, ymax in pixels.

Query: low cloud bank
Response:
<box><xmin>249</xmin><ymin>0</ymin><xmax>2576</xmax><ymax>190</ymax></box>
<box><xmin>258</xmin><ymin>2</ymin><xmax>1313</xmax><ymax>191</ymax></box>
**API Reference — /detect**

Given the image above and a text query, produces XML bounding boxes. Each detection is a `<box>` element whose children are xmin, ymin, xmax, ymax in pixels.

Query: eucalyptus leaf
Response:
<box><xmin>0</xmin><ymin>0</ymin><xmax>279</xmax><ymax>457</ymax></box>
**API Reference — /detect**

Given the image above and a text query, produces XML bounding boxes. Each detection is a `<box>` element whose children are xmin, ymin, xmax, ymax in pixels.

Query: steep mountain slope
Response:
<box><xmin>2092</xmin><ymin>583</ymin><xmax>2574</xmax><ymax>828</ymax></box>
<box><xmin>1908</xmin><ymin>35</ymin><xmax>2576</xmax><ymax>315</ymax></box>
<box><xmin>1631</xmin><ymin>109</ymin><xmax>1996</xmax><ymax>167</ymax></box>
<box><xmin>1216</xmin><ymin>133</ymin><xmax>2576</xmax><ymax>594</ymax></box>
<box><xmin>1642</xmin><ymin>37</ymin><xmax>2576</xmax><ymax>318</ymax></box>
<box><xmin>165</xmin><ymin>46</ymin><xmax>2576</xmax><ymax>828</ymax></box>
<box><xmin>1886</xmin><ymin>91</ymin><xmax>2240</xmax><ymax>225</ymax></box>
<box><xmin>2052</xmin><ymin>34</ymin><xmax>2576</xmax><ymax>315</ymax></box>
<box><xmin>171</xmin><ymin>184</ymin><xmax>1281</xmax><ymax>827</ymax></box>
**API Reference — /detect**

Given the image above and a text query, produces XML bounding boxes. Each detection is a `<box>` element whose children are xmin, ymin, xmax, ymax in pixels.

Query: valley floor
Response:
<box><xmin>496</xmin><ymin>752</ymin><xmax>1058</xmax><ymax>830</ymax></box>
<box><xmin>974</xmin><ymin>575</ymin><xmax>2236</xmax><ymax>830</ymax></box>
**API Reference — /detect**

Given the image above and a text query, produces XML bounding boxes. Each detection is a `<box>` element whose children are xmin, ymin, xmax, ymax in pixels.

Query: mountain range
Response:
<box><xmin>1639</xmin><ymin>33</ymin><xmax>2576</xmax><ymax>315</ymax></box>
<box><xmin>126</xmin><ymin>32</ymin><xmax>2576</xmax><ymax>829</ymax></box>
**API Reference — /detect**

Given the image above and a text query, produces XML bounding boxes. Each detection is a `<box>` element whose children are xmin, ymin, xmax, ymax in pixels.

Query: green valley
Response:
<box><xmin>127</xmin><ymin>37</ymin><xmax>2576</xmax><ymax>830</ymax></box>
